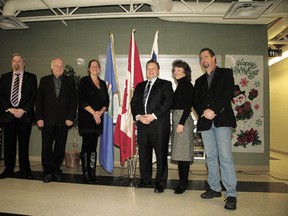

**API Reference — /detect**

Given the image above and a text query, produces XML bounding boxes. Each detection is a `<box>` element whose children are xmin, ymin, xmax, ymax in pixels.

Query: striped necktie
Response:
<box><xmin>11</xmin><ymin>74</ymin><xmax>20</xmax><ymax>107</ymax></box>
<box><xmin>143</xmin><ymin>81</ymin><xmax>151</xmax><ymax>106</ymax></box>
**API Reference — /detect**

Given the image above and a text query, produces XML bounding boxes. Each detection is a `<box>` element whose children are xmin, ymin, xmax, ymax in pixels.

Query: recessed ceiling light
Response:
<box><xmin>224</xmin><ymin>1</ymin><xmax>273</xmax><ymax>19</ymax></box>
<box><xmin>0</xmin><ymin>16</ymin><xmax>29</xmax><ymax>30</ymax></box>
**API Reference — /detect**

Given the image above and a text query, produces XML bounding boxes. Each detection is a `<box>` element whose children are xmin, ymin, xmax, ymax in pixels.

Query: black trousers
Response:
<box><xmin>81</xmin><ymin>133</ymin><xmax>99</xmax><ymax>153</ymax></box>
<box><xmin>41</xmin><ymin>125</ymin><xmax>68</xmax><ymax>174</ymax></box>
<box><xmin>3</xmin><ymin>118</ymin><xmax>32</xmax><ymax>174</ymax></box>
<box><xmin>138</xmin><ymin>125</ymin><xmax>169</xmax><ymax>188</ymax></box>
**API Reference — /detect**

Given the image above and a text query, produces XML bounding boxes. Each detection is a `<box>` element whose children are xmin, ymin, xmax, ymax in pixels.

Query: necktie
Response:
<box><xmin>143</xmin><ymin>81</ymin><xmax>151</xmax><ymax>106</ymax></box>
<box><xmin>11</xmin><ymin>74</ymin><xmax>20</xmax><ymax>107</ymax></box>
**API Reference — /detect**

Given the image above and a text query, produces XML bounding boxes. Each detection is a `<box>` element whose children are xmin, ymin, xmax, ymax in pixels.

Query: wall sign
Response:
<box><xmin>226</xmin><ymin>55</ymin><xmax>264</xmax><ymax>153</ymax></box>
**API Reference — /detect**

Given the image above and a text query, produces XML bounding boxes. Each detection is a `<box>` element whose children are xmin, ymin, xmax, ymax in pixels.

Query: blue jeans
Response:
<box><xmin>201</xmin><ymin>123</ymin><xmax>237</xmax><ymax>198</ymax></box>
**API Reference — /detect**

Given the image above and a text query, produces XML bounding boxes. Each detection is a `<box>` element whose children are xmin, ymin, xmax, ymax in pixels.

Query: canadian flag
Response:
<box><xmin>114</xmin><ymin>29</ymin><xmax>144</xmax><ymax>165</ymax></box>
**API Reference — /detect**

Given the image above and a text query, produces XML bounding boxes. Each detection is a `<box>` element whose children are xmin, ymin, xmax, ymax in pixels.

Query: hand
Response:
<box><xmin>140</xmin><ymin>114</ymin><xmax>155</xmax><ymax>125</ymax></box>
<box><xmin>93</xmin><ymin>111</ymin><xmax>101</xmax><ymax>124</ymax></box>
<box><xmin>37</xmin><ymin>120</ymin><xmax>44</xmax><ymax>128</ymax></box>
<box><xmin>65</xmin><ymin>120</ymin><xmax>73</xmax><ymax>127</ymax></box>
<box><xmin>176</xmin><ymin>124</ymin><xmax>184</xmax><ymax>134</ymax></box>
<box><xmin>13</xmin><ymin>108</ymin><xmax>25</xmax><ymax>118</ymax></box>
<box><xmin>203</xmin><ymin>109</ymin><xmax>216</xmax><ymax>120</ymax></box>
<box><xmin>8</xmin><ymin>108</ymin><xmax>17</xmax><ymax>115</ymax></box>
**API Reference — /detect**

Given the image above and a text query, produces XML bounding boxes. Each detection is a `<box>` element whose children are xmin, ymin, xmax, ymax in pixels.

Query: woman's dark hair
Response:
<box><xmin>172</xmin><ymin>59</ymin><xmax>192</xmax><ymax>81</ymax></box>
<box><xmin>87</xmin><ymin>59</ymin><xmax>101</xmax><ymax>73</ymax></box>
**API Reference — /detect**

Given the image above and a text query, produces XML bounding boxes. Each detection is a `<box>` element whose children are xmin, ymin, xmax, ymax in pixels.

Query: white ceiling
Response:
<box><xmin>0</xmin><ymin>0</ymin><xmax>288</xmax><ymax>53</ymax></box>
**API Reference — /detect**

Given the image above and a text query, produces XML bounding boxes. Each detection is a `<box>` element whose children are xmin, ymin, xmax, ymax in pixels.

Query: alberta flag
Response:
<box><xmin>114</xmin><ymin>29</ymin><xmax>144</xmax><ymax>165</ymax></box>
<box><xmin>100</xmin><ymin>33</ymin><xmax>118</xmax><ymax>173</ymax></box>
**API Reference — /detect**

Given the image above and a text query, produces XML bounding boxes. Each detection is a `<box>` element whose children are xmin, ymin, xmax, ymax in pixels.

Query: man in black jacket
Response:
<box><xmin>36</xmin><ymin>58</ymin><xmax>77</xmax><ymax>183</ymax></box>
<box><xmin>194</xmin><ymin>48</ymin><xmax>238</xmax><ymax>210</ymax></box>
<box><xmin>0</xmin><ymin>53</ymin><xmax>37</xmax><ymax>180</ymax></box>
<box><xmin>131</xmin><ymin>59</ymin><xmax>173</xmax><ymax>193</ymax></box>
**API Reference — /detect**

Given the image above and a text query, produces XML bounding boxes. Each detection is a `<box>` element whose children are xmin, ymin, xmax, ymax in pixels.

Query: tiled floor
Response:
<box><xmin>0</xmin><ymin>151</ymin><xmax>287</xmax><ymax>216</ymax></box>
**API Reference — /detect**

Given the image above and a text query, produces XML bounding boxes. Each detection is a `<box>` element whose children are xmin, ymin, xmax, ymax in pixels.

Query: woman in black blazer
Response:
<box><xmin>171</xmin><ymin>59</ymin><xmax>194</xmax><ymax>194</ymax></box>
<box><xmin>78</xmin><ymin>59</ymin><xmax>109</xmax><ymax>184</ymax></box>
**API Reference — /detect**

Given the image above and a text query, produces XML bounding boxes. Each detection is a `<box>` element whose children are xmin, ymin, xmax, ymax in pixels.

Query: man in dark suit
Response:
<box><xmin>0</xmin><ymin>53</ymin><xmax>37</xmax><ymax>179</ymax></box>
<box><xmin>36</xmin><ymin>58</ymin><xmax>77</xmax><ymax>183</ymax></box>
<box><xmin>131</xmin><ymin>59</ymin><xmax>173</xmax><ymax>193</ymax></box>
<box><xmin>194</xmin><ymin>48</ymin><xmax>238</xmax><ymax>210</ymax></box>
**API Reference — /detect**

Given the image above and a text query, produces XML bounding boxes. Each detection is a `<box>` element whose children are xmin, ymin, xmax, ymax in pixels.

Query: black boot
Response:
<box><xmin>89</xmin><ymin>152</ymin><xmax>100</xmax><ymax>184</ymax></box>
<box><xmin>174</xmin><ymin>161</ymin><xmax>190</xmax><ymax>194</ymax></box>
<box><xmin>81</xmin><ymin>152</ymin><xmax>92</xmax><ymax>184</ymax></box>
<box><xmin>173</xmin><ymin>161</ymin><xmax>182</xmax><ymax>191</ymax></box>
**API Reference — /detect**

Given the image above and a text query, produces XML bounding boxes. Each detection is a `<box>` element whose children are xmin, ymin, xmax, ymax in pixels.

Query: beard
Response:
<box><xmin>13</xmin><ymin>64</ymin><xmax>20</xmax><ymax>71</ymax></box>
<box><xmin>202</xmin><ymin>62</ymin><xmax>209</xmax><ymax>68</ymax></box>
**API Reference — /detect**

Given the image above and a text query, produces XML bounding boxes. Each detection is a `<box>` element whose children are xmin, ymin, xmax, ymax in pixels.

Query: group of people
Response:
<box><xmin>0</xmin><ymin>54</ymin><xmax>108</xmax><ymax>185</ymax></box>
<box><xmin>131</xmin><ymin>48</ymin><xmax>237</xmax><ymax>210</ymax></box>
<box><xmin>0</xmin><ymin>47</ymin><xmax>238</xmax><ymax>210</ymax></box>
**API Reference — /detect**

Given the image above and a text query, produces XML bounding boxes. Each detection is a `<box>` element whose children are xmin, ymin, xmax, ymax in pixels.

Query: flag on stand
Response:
<box><xmin>100</xmin><ymin>33</ymin><xmax>118</xmax><ymax>173</ymax></box>
<box><xmin>151</xmin><ymin>30</ymin><xmax>159</xmax><ymax>61</ymax></box>
<box><xmin>114</xmin><ymin>29</ymin><xmax>144</xmax><ymax>165</ymax></box>
<box><xmin>150</xmin><ymin>30</ymin><xmax>159</xmax><ymax>164</ymax></box>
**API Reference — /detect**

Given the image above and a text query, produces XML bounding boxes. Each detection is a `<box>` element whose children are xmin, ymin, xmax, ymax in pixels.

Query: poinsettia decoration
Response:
<box><xmin>235</xmin><ymin>101</ymin><xmax>253</xmax><ymax>121</ymax></box>
<box><xmin>234</xmin><ymin>128</ymin><xmax>262</xmax><ymax>148</ymax></box>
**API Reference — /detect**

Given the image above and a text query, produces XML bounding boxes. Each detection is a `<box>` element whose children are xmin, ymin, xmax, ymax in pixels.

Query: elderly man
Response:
<box><xmin>36</xmin><ymin>58</ymin><xmax>77</xmax><ymax>183</ymax></box>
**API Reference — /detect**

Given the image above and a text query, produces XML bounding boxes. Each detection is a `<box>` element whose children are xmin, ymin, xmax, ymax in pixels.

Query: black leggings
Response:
<box><xmin>81</xmin><ymin>133</ymin><xmax>99</xmax><ymax>153</ymax></box>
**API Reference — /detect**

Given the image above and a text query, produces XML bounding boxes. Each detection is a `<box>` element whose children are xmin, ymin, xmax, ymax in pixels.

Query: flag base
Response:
<box><xmin>120</xmin><ymin>157</ymin><xmax>139</xmax><ymax>186</ymax></box>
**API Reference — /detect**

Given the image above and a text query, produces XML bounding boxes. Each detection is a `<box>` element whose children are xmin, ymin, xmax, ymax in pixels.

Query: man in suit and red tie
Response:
<box><xmin>131</xmin><ymin>59</ymin><xmax>173</xmax><ymax>193</ymax></box>
<box><xmin>0</xmin><ymin>53</ymin><xmax>37</xmax><ymax>179</ymax></box>
<box><xmin>194</xmin><ymin>48</ymin><xmax>238</xmax><ymax>210</ymax></box>
<box><xmin>36</xmin><ymin>58</ymin><xmax>77</xmax><ymax>183</ymax></box>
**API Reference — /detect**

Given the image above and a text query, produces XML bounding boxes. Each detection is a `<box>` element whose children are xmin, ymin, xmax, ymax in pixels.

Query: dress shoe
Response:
<box><xmin>21</xmin><ymin>173</ymin><xmax>34</xmax><ymax>180</ymax></box>
<box><xmin>154</xmin><ymin>186</ymin><xmax>165</xmax><ymax>193</ymax></box>
<box><xmin>201</xmin><ymin>189</ymin><xmax>222</xmax><ymax>199</ymax></box>
<box><xmin>0</xmin><ymin>170</ymin><xmax>14</xmax><ymax>179</ymax></box>
<box><xmin>173</xmin><ymin>185</ymin><xmax>179</xmax><ymax>191</ymax></box>
<box><xmin>83</xmin><ymin>173</ymin><xmax>92</xmax><ymax>184</ymax></box>
<box><xmin>174</xmin><ymin>187</ymin><xmax>186</xmax><ymax>194</ymax></box>
<box><xmin>224</xmin><ymin>197</ymin><xmax>237</xmax><ymax>210</ymax></box>
<box><xmin>91</xmin><ymin>176</ymin><xmax>100</xmax><ymax>184</ymax></box>
<box><xmin>89</xmin><ymin>172</ymin><xmax>100</xmax><ymax>184</ymax></box>
<box><xmin>54</xmin><ymin>173</ymin><xmax>62</xmax><ymax>182</ymax></box>
<box><xmin>43</xmin><ymin>174</ymin><xmax>53</xmax><ymax>183</ymax></box>
<box><xmin>137</xmin><ymin>181</ymin><xmax>151</xmax><ymax>188</ymax></box>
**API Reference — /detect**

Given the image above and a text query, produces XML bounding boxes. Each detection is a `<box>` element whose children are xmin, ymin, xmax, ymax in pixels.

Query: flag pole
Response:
<box><xmin>115</xmin><ymin>28</ymin><xmax>143</xmax><ymax>185</ymax></box>
<box><xmin>120</xmin><ymin>29</ymin><xmax>140</xmax><ymax>184</ymax></box>
<box><xmin>99</xmin><ymin>31</ymin><xmax>118</xmax><ymax>173</ymax></box>
<box><xmin>130</xmin><ymin>29</ymin><xmax>135</xmax><ymax>179</ymax></box>
<box><xmin>130</xmin><ymin>29</ymin><xmax>140</xmax><ymax>180</ymax></box>
<box><xmin>110</xmin><ymin>31</ymin><xmax>121</xmax><ymax>107</ymax></box>
<box><xmin>151</xmin><ymin>30</ymin><xmax>159</xmax><ymax>164</ymax></box>
<box><xmin>127</xmin><ymin>29</ymin><xmax>137</xmax><ymax>181</ymax></box>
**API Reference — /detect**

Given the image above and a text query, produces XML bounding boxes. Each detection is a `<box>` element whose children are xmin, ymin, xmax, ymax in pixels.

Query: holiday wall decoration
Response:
<box><xmin>226</xmin><ymin>55</ymin><xmax>264</xmax><ymax>153</ymax></box>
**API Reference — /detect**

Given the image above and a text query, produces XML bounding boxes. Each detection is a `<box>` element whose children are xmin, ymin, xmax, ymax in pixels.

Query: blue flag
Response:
<box><xmin>100</xmin><ymin>33</ymin><xmax>118</xmax><ymax>173</ymax></box>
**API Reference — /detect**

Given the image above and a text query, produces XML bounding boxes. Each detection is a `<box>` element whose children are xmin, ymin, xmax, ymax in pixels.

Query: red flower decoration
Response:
<box><xmin>234</xmin><ymin>128</ymin><xmax>262</xmax><ymax>148</ymax></box>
